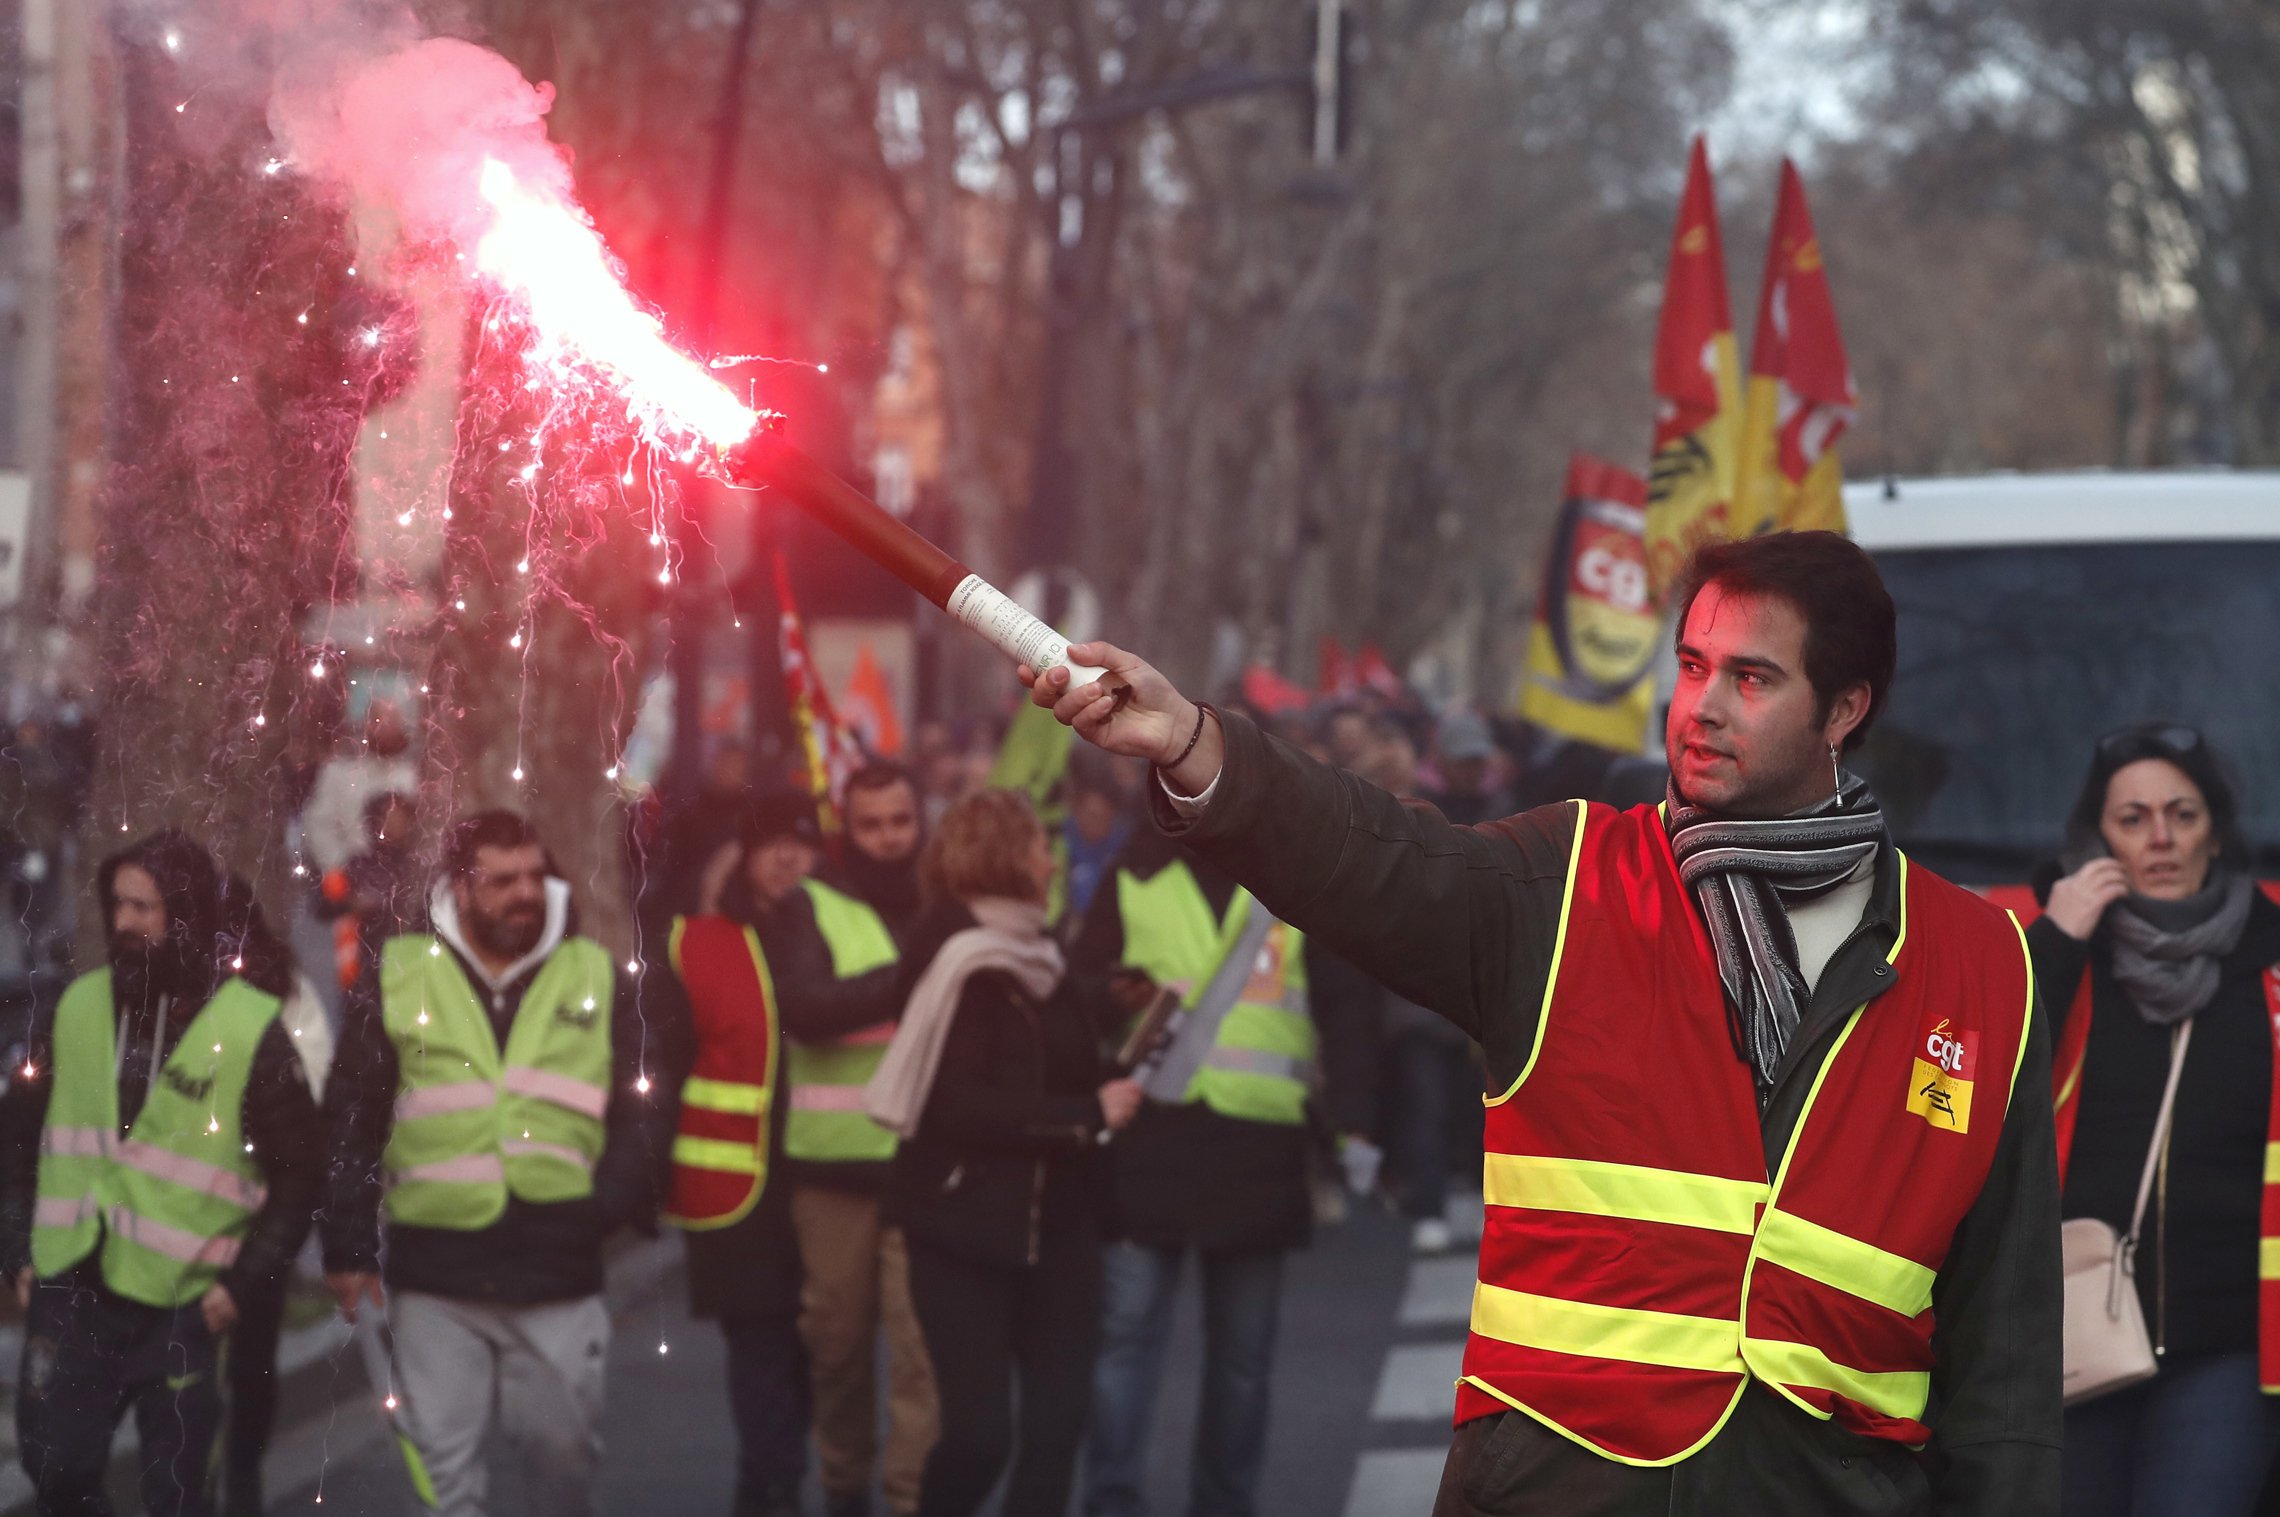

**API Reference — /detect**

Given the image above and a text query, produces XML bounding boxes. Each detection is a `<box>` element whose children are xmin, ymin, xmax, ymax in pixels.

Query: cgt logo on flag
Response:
<box><xmin>1907</xmin><ymin>1017</ymin><xmax>1976</xmax><ymax>1133</ymax></box>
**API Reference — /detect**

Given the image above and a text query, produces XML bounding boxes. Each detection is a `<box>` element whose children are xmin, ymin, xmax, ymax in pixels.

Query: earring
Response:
<box><xmin>1829</xmin><ymin>744</ymin><xmax>1842</xmax><ymax>797</ymax></box>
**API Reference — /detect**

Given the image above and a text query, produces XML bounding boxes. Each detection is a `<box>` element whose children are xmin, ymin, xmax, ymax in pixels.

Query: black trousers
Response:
<box><xmin>1430</xmin><ymin>1388</ymin><xmax>1934</xmax><ymax>1517</ymax></box>
<box><xmin>906</xmin><ymin>1222</ymin><xmax>1102</xmax><ymax>1517</ymax></box>
<box><xmin>221</xmin><ymin>1270</ymin><xmax>287</xmax><ymax>1514</ymax></box>
<box><xmin>17</xmin><ymin>1270</ymin><xmax>225</xmax><ymax>1517</ymax></box>
<box><xmin>720</xmin><ymin>1308</ymin><xmax>809</xmax><ymax>1501</ymax></box>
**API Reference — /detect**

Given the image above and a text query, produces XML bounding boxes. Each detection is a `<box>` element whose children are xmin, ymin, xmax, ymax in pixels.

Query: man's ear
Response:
<box><xmin>1823</xmin><ymin>682</ymin><xmax>1872</xmax><ymax>752</ymax></box>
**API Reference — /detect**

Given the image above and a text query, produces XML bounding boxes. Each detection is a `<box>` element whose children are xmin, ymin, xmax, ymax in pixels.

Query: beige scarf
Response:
<box><xmin>862</xmin><ymin>897</ymin><xmax>1064</xmax><ymax>1140</ymax></box>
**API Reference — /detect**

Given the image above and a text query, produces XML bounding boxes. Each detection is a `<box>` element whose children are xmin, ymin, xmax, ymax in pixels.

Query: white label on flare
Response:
<box><xmin>946</xmin><ymin>575</ymin><xmax>1107</xmax><ymax>686</ymax></box>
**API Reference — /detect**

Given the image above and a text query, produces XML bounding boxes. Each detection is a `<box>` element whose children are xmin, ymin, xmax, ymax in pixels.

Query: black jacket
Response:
<box><xmin>1158</xmin><ymin>710</ymin><xmax>2062</xmax><ymax>1517</ymax></box>
<box><xmin>321</xmin><ymin>920</ymin><xmax>677</xmax><ymax>1305</ymax></box>
<box><xmin>0</xmin><ymin>979</ymin><xmax>322</xmax><ymax>1303</ymax></box>
<box><xmin>885</xmin><ymin>903</ymin><xmax>1107</xmax><ymax>1267</ymax></box>
<box><xmin>2033</xmin><ymin>887</ymin><xmax>2280</xmax><ymax>1360</ymax></box>
<box><xmin>764</xmin><ymin>859</ymin><xmax>923</xmax><ymax>1193</ymax></box>
<box><xmin>1069</xmin><ymin>831</ymin><xmax>1318</xmax><ymax>1255</ymax></box>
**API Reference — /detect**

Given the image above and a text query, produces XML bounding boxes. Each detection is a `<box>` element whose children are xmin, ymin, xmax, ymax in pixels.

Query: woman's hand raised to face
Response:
<box><xmin>2045</xmin><ymin>857</ymin><xmax>2130</xmax><ymax>942</ymax></box>
<box><xmin>1019</xmin><ymin>643</ymin><xmax>1225</xmax><ymax>796</ymax></box>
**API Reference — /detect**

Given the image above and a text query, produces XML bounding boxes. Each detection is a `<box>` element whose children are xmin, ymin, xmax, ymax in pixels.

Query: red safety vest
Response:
<box><xmin>664</xmin><ymin>915</ymin><xmax>778</xmax><ymax>1230</ymax></box>
<box><xmin>2051</xmin><ymin>958</ymin><xmax>2280</xmax><ymax>1392</ymax></box>
<box><xmin>1455</xmin><ymin>800</ymin><xmax>2034</xmax><ymax>1464</ymax></box>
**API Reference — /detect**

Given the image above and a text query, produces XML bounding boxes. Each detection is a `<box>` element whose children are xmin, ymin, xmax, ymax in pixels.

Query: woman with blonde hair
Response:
<box><xmin>864</xmin><ymin>789</ymin><xmax>1141</xmax><ymax>1517</ymax></box>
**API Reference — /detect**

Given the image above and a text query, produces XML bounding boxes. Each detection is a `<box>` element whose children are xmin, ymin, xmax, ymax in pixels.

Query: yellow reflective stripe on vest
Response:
<box><xmin>2260</xmin><ymin>1238</ymin><xmax>2280</xmax><ymax>1280</ymax></box>
<box><xmin>35</xmin><ymin>1195</ymin><xmax>97</xmax><ymax>1230</ymax></box>
<box><xmin>502</xmin><ymin>1066</ymin><xmax>609</xmax><ymax>1120</ymax></box>
<box><xmin>41</xmin><ymin>1126</ymin><xmax>110</xmax><ymax>1159</ymax></box>
<box><xmin>1471</xmin><ymin>1280</ymin><xmax>1744</xmax><ymax>1375</ymax></box>
<box><xmin>1752</xmin><ymin>1207</ymin><xmax>1936</xmax><ymax>1319</ymax></box>
<box><xmin>396</xmin><ymin>1082</ymin><xmax>496</xmax><ymax>1121</ymax></box>
<box><xmin>791</xmin><ymin>1085</ymin><xmax>869</xmax><ymax>1113</ymax></box>
<box><xmin>393</xmin><ymin>1153</ymin><xmax>507</xmax><ymax>1187</ymax></box>
<box><xmin>502</xmin><ymin>1138</ymin><xmax>592</xmax><ymax>1172</ymax></box>
<box><xmin>113</xmin><ymin>1141</ymin><xmax>267</xmax><ymax>1212</ymax></box>
<box><xmin>682</xmin><ymin>1077</ymin><xmax>767</xmax><ymax>1115</ymax></box>
<box><xmin>2265</xmin><ymin>1143</ymin><xmax>2280</xmax><ymax>1185</ymax></box>
<box><xmin>673</xmin><ymin>1135</ymin><xmax>765</xmax><ymax>1174</ymax></box>
<box><xmin>1484</xmin><ymin>1153</ymin><xmax>1768</xmax><ymax>1236</ymax></box>
<box><xmin>107</xmin><ymin>1206</ymin><xmax>242</xmax><ymax>1270</ymax></box>
<box><xmin>1743</xmin><ymin>1337</ymin><xmax>1931</xmax><ymax>1419</ymax></box>
<box><xmin>1203</xmin><ymin>1046</ymin><xmax>1311</xmax><ymax>1082</ymax></box>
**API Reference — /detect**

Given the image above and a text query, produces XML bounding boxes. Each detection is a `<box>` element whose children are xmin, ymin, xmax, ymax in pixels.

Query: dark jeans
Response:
<box><xmin>2062</xmin><ymin>1350</ymin><xmax>2280</xmax><ymax>1517</ymax></box>
<box><xmin>1389</xmin><ymin>1029</ymin><xmax>1475</xmax><ymax>1220</ymax></box>
<box><xmin>1084</xmin><ymin>1243</ymin><xmax>1284</xmax><ymax>1517</ymax></box>
<box><xmin>907</xmin><ymin>1224</ymin><xmax>1102</xmax><ymax>1517</ymax></box>
<box><xmin>721</xmin><ymin>1309</ymin><xmax>809</xmax><ymax>1502</ymax></box>
<box><xmin>17</xmin><ymin>1270</ymin><xmax>224</xmax><ymax>1517</ymax></box>
<box><xmin>221</xmin><ymin>1271</ymin><xmax>286</xmax><ymax>1514</ymax></box>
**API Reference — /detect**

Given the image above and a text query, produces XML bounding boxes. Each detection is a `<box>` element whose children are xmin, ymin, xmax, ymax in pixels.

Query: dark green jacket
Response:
<box><xmin>1156</xmin><ymin>710</ymin><xmax>2061</xmax><ymax>1517</ymax></box>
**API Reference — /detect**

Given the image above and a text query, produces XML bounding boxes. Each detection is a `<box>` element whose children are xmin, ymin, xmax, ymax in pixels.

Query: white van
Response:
<box><xmin>1844</xmin><ymin>471</ymin><xmax>2280</xmax><ymax>890</ymax></box>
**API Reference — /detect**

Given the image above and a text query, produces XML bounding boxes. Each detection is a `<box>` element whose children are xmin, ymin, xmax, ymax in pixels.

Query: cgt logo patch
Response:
<box><xmin>1907</xmin><ymin>1017</ymin><xmax>1976</xmax><ymax>1134</ymax></box>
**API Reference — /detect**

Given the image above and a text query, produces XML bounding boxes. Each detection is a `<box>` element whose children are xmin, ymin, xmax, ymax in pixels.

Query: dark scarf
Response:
<box><xmin>2104</xmin><ymin>871</ymin><xmax>2254</xmax><ymax>1026</ymax></box>
<box><xmin>1666</xmin><ymin>772</ymin><xmax>1886</xmax><ymax>1107</ymax></box>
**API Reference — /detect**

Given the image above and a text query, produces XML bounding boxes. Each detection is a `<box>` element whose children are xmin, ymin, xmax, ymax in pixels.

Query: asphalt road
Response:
<box><xmin>261</xmin><ymin>1199</ymin><xmax>1473</xmax><ymax>1517</ymax></box>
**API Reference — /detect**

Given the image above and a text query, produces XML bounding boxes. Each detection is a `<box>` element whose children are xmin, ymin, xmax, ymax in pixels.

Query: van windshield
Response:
<box><xmin>1857</xmin><ymin>540</ymin><xmax>2280</xmax><ymax>884</ymax></box>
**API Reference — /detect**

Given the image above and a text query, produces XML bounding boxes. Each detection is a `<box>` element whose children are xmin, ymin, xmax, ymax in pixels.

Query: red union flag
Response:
<box><xmin>1643</xmin><ymin>136</ymin><xmax>1742</xmax><ymax>598</ymax></box>
<box><xmin>773</xmin><ymin>550</ymin><xmax>862</xmax><ymax>829</ymax></box>
<box><xmin>1518</xmin><ymin>454</ymin><xmax>1658</xmax><ymax>752</ymax></box>
<box><xmin>1736</xmin><ymin>158</ymin><xmax>1857</xmax><ymax>535</ymax></box>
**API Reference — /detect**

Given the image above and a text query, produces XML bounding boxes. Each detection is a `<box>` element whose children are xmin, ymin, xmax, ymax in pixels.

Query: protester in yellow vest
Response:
<box><xmin>0</xmin><ymin>831</ymin><xmax>322</xmax><ymax>1517</ymax></box>
<box><xmin>657</xmin><ymin>792</ymin><xmax>821</xmax><ymax>1517</ymax></box>
<box><xmin>1025</xmin><ymin>531</ymin><xmax>2060</xmax><ymax>1515</ymax></box>
<box><xmin>1070</xmin><ymin>832</ymin><xmax>1320</xmax><ymax>1517</ymax></box>
<box><xmin>764</xmin><ymin>762</ymin><xmax>938</xmax><ymax>1517</ymax></box>
<box><xmin>321</xmin><ymin>811</ymin><xmax>674</xmax><ymax>1517</ymax></box>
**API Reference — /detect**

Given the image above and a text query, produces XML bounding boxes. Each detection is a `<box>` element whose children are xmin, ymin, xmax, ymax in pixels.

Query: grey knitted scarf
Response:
<box><xmin>2105</xmin><ymin>871</ymin><xmax>2254</xmax><ymax>1026</ymax></box>
<box><xmin>1666</xmin><ymin>773</ymin><xmax>1885</xmax><ymax>1107</ymax></box>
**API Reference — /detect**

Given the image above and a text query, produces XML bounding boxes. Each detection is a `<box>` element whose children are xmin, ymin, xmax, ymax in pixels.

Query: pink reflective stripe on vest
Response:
<box><xmin>114</xmin><ymin>1141</ymin><xmax>267</xmax><ymax>1212</ymax></box>
<box><xmin>395</xmin><ymin>1082</ymin><xmax>498</xmax><ymax>1121</ymax></box>
<box><xmin>41</xmin><ymin>1126</ymin><xmax>110</xmax><ymax>1159</ymax></box>
<box><xmin>391</xmin><ymin>1153</ymin><xmax>508</xmax><ymax>1187</ymax></box>
<box><xmin>106</xmin><ymin>1206</ymin><xmax>241</xmax><ymax>1269</ymax></box>
<box><xmin>790</xmin><ymin>1085</ymin><xmax>870</xmax><ymax>1113</ymax></box>
<box><xmin>502</xmin><ymin>1138</ymin><xmax>592</xmax><ymax>1172</ymax></box>
<box><xmin>502</xmin><ymin>1067</ymin><xmax>610</xmax><ymax>1120</ymax></box>
<box><xmin>34</xmin><ymin>1195</ymin><xmax>97</xmax><ymax>1230</ymax></box>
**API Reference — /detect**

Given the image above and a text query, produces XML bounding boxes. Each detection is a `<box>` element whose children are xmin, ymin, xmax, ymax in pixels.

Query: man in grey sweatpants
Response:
<box><xmin>321</xmin><ymin>812</ymin><xmax>675</xmax><ymax>1514</ymax></box>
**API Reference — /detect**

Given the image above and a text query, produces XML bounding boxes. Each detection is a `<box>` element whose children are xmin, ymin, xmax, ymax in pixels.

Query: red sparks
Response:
<box><xmin>472</xmin><ymin>157</ymin><xmax>760</xmax><ymax>453</ymax></box>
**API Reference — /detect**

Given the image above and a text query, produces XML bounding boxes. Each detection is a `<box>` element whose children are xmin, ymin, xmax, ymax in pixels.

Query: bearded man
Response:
<box><xmin>322</xmin><ymin>811</ymin><xmax>674</xmax><ymax>1517</ymax></box>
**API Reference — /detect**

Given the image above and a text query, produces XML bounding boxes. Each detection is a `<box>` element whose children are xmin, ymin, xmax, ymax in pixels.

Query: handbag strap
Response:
<box><xmin>2123</xmin><ymin>1019</ymin><xmax>2194</xmax><ymax>1248</ymax></box>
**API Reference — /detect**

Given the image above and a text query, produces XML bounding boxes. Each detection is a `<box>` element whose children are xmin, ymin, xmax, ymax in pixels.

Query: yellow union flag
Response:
<box><xmin>1735</xmin><ymin>159</ymin><xmax>1857</xmax><ymax>537</ymax></box>
<box><xmin>1518</xmin><ymin>455</ymin><xmax>1658</xmax><ymax>753</ymax></box>
<box><xmin>1642</xmin><ymin>135</ymin><xmax>1743</xmax><ymax>598</ymax></box>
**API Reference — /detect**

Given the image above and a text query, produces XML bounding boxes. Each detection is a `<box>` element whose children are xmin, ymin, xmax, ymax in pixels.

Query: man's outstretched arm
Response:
<box><xmin>1025</xmin><ymin>645</ymin><xmax>1577</xmax><ymax>1075</ymax></box>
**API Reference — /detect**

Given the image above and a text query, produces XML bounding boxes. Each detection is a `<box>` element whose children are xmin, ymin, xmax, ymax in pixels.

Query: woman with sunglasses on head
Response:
<box><xmin>2037</xmin><ymin>723</ymin><xmax>2280</xmax><ymax>1515</ymax></box>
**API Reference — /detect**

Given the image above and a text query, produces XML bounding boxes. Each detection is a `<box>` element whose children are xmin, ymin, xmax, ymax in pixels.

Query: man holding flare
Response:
<box><xmin>1020</xmin><ymin>531</ymin><xmax>2060</xmax><ymax>1516</ymax></box>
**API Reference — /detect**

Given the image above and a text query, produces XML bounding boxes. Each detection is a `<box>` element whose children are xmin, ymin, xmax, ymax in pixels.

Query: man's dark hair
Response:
<box><xmin>1672</xmin><ymin>531</ymin><xmax>1897</xmax><ymax>751</ymax></box>
<box><xmin>843</xmin><ymin>761</ymin><xmax>917</xmax><ymax>803</ymax></box>
<box><xmin>445</xmin><ymin>809</ymin><xmax>545</xmax><ymax>878</ymax></box>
